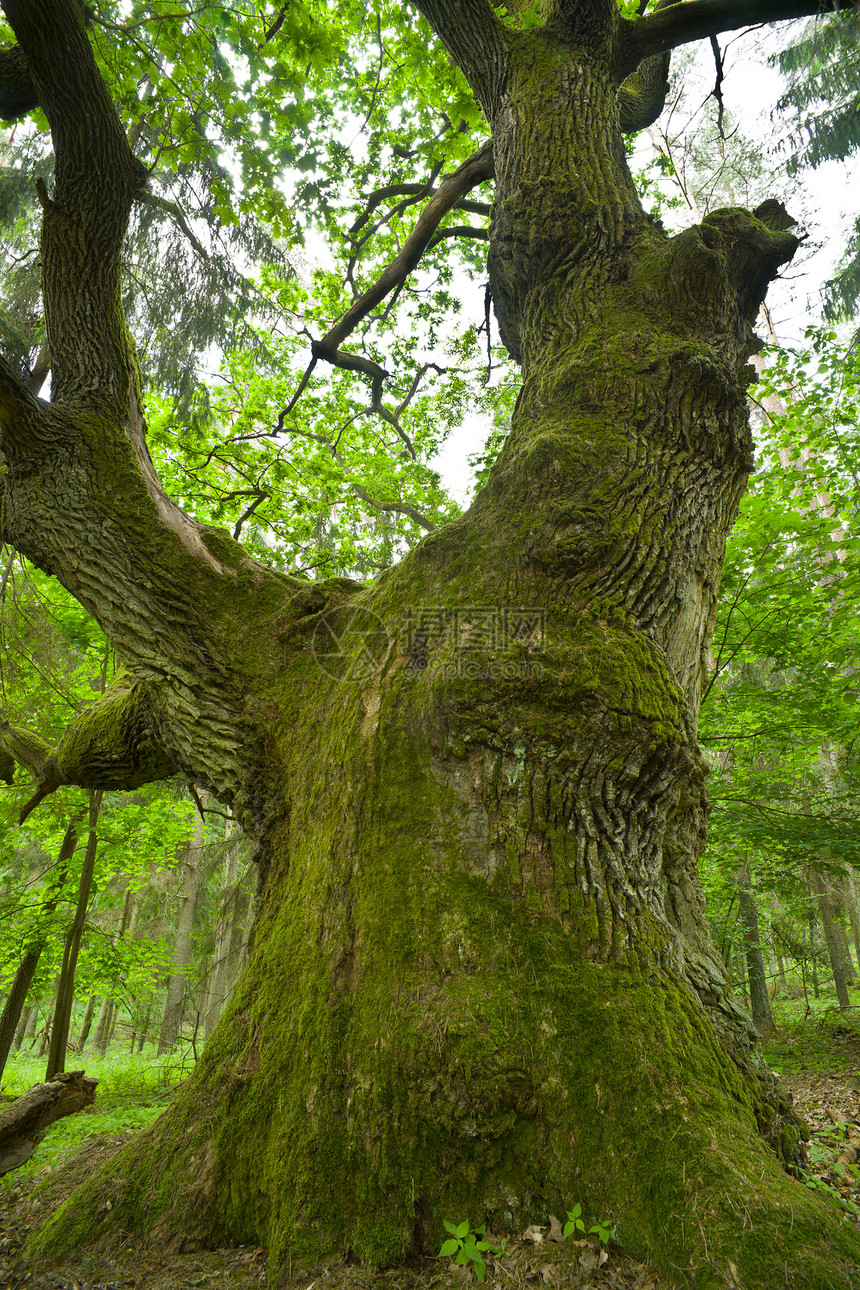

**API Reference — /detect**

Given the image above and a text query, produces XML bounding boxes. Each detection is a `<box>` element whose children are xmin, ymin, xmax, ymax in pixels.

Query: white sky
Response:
<box><xmin>645</xmin><ymin>17</ymin><xmax>858</xmax><ymax>346</ymax></box>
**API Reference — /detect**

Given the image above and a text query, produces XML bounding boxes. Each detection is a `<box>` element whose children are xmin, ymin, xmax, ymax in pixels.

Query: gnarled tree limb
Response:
<box><xmin>1</xmin><ymin>673</ymin><xmax>177</xmax><ymax>822</ymax></box>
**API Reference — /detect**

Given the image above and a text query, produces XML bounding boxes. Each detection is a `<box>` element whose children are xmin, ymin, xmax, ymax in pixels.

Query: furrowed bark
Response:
<box><xmin>0</xmin><ymin>0</ymin><xmax>304</xmax><ymax>824</ymax></box>
<box><xmin>6</xmin><ymin>0</ymin><xmax>860</xmax><ymax>1285</ymax></box>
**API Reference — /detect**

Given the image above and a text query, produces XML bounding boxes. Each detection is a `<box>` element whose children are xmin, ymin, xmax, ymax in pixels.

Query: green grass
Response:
<box><xmin>0</xmin><ymin>1046</ymin><xmax>189</xmax><ymax>1187</ymax></box>
<box><xmin>760</xmin><ymin>985</ymin><xmax>860</xmax><ymax>1076</ymax></box>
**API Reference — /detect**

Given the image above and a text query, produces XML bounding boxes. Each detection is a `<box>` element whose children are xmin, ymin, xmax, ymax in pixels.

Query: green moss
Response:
<box><xmin>26</xmin><ymin>641</ymin><xmax>860</xmax><ymax>1287</ymax></box>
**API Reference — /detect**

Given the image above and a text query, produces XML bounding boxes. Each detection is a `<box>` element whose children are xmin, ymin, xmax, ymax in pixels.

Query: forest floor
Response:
<box><xmin>2</xmin><ymin>999</ymin><xmax>860</xmax><ymax>1290</ymax></box>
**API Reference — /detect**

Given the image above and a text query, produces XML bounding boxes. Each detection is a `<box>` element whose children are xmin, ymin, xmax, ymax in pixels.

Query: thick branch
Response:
<box><xmin>621</xmin><ymin>0</ymin><xmax>860</xmax><ymax>74</ymax></box>
<box><xmin>410</xmin><ymin>0</ymin><xmax>509</xmax><ymax>111</ymax></box>
<box><xmin>2</xmin><ymin>0</ymin><xmax>147</xmax><ymax>409</ymax></box>
<box><xmin>1</xmin><ymin>674</ymin><xmax>177</xmax><ymax>822</ymax></box>
<box><xmin>0</xmin><ymin>720</ymin><xmax>53</xmax><ymax>783</ymax></box>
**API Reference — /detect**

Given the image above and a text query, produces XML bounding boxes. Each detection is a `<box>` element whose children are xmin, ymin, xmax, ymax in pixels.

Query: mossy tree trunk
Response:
<box><xmin>2</xmin><ymin>0</ymin><xmax>860</xmax><ymax>1285</ymax></box>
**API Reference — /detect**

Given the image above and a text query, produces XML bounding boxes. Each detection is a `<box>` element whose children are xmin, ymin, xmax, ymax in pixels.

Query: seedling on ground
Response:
<box><xmin>563</xmin><ymin>1203</ymin><xmax>616</xmax><ymax>1244</ymax></box>
<box><xmin>439</xmin><ymin>1220</ymin><xmax>507</xmax><ymax>1282</ymax></box>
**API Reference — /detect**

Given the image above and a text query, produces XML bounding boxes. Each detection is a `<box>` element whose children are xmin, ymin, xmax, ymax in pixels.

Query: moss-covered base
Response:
<box><xmin>22</xmin><ymin>575</ymin><xmax>860</xmax><ymax>1288</ymax></box>
<box><xmin>25</xmin><ymin>911</ymin><xmax>860</xmax><ymax>1287</ymax></box>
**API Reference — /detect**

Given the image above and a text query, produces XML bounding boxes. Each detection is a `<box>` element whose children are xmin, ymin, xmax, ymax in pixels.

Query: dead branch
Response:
<box><xmin>137</xmin><ymin>189</ymin><xmax>210</xmax><ymax>261</ymax></box>
<box><xmin>0</xmin><ymin>1071</ymin><xmax>98</xmax><ymax>1176</ymax></box>
<box><xmin>274</xmin><ymin>141</ymin><xmax>493</xmax><ymax>431</ymax></box>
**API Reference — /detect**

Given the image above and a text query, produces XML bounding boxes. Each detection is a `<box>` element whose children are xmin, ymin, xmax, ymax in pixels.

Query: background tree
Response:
<box><xmin>699</xmin><ymin>330</ymin><xmax>860</xmax><ymax>1014</ymax></box>
<box><xmin>775</xmin><ymin>6</ymin><xmax>860</xmax><ymax>323</ymax></box>
<box><xmin>2</xmin><ymin>1</ymin><xmax>860</xmax><ymax>1287</ymax></box>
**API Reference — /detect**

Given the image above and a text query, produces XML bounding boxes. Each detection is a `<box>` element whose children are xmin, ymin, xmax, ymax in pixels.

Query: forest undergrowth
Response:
<box><xmin>2</xmin><ymin>997</ymin><xmax>860</xmax><ymax>1290</ymax></box>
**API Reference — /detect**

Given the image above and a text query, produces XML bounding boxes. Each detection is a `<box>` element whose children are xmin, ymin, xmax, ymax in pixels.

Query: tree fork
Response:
<box><xmin>3</xmin><ymin>0</ymin><xmax>860</xmax><ymax>1285</ymax></box>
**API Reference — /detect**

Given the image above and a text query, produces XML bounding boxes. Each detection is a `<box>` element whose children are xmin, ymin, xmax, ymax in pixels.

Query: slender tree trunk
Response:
<box><xmin>13</xmin><ymin>1004</ymin><xmax>33</xmax><ymax>1051</ymax></box>
<box><xmin>91</xmin><ymin>885</ymin><xmax>135</xmax><ymax>1055</ymax></box>
<box><xmin>22</xmin><ymin>1006</ymin><xmax>38</xmax><ymax>1048</ymax></box>
<box><xmin>773</xmin><ymin>949</ymin><xmax>788</xmax><ymax>998</ymax></box>
<box><xmin>737</xmin><ymin>861</ymin><xmax>775</xmax><ymax>1036</ymax></box>
<box><xmin>0</xmin><ymin>816</ymin><xmax>82</xmax><ymax>1081</ymax></box>
<box><xmin>74</xmin><ymin>995</ymin><xmax>96</xmax><ymax>1051</ymax></box>
<box><xmin>136</xmin><ymin>1004</ymin><xmax>151</xmax><ymax>1053</ymax></box>
<box><xmin>46</xmin><ymin>791</ymin><xmax>103</xmax><ymax>1080</ymax></box>
<box><xmin>812</xmin><ymin>869</ymin><xmax>853</xmax><ymax>1013</ymax></box>
<box><xmin>158</xmin><ymin>806</ymin><xmax>204</xmax><ymax>1055</ymax></box>
<box><xmin>92</xmin><ymin>997</ymin><xmax>113</xmax><ymax>1054</ymax></box>
<box><xmin>0</xmin><ymin>951</ymin><xmax>43</xmax><ymax>1078</ymax></box>
<box><xmin>842</xmin><ymin>874</ymin><xmax>860</xmax><ymax>974</ymax></box>
<box><xmin>37</xmin><ymin>1014</ymin><xmax>51</xmax><ymax>1059</ymax></box>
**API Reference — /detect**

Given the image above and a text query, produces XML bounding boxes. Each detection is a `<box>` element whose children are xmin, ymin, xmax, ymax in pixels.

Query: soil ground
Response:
<box><xmin>2</xmin><ymin>1007</ymin><xmax>860</xmax><ymax>1290</ymax></box>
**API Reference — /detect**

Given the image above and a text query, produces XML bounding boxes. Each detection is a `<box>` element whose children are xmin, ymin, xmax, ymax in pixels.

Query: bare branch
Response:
<box><xmin>349</xmin><ymin>163</ymin><xmax>444</xmax><ymax>258</ymax></box>
<box><xmin>232</xmin><ymin>491</ymin><xmax>270</xmax><ymax>540</ymax></box>
<box><xmin>275</xmin><ymin>142</ymin><xmax>493</xmax><ymax>430</ymax></box>
<box><xmin>429</xmin><ymin>224</ymin><xmax>490</xmax><ymax>249</ymax></box>
<box><xmin>350</xmin><ymin>183</ymin><xmax>431</xmax><ymax>237</ymax></box>
<box><xmin>322</xmin><ymin>141</ymin><xmax>493</xmax><ymax>356</ymax></box>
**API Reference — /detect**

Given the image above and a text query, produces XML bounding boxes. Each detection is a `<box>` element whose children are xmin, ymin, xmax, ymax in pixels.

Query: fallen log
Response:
<box><xmin>0</xmin><ymin>1069</ymin><xmax>97</xmax><ymax>1175</ymax></box>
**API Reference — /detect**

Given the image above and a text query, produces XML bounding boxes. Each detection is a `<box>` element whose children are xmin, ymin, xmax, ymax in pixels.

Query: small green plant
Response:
<box><xmin>563</xmin><ymin>1203</ymin><xmax>616</xmax><ymax>1244</ymax></box>
<box><xmin>439</xmin><ymin>1220</ymin><xmax>507</xmax><ymax>1282</ymax></box>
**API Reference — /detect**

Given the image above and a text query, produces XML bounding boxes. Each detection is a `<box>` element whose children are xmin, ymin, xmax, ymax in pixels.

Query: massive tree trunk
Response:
<box><xmin>2</xmin><ymin>0</ymin><xmax>860</xmax><ymax>1286</ymax></box>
